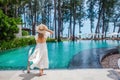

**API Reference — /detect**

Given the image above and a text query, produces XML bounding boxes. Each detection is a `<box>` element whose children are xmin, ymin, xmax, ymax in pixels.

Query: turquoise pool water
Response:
<box><xmin>0</xmin><ymin>40</ymin><xmax>119</xmax><ymax>69</ymax></box>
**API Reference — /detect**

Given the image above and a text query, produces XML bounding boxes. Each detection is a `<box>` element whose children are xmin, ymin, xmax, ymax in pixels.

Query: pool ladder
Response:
<box><xmin>27</xmin><ymin>47</ymin><xmax>33</xmax><ymax>73</ymax></box>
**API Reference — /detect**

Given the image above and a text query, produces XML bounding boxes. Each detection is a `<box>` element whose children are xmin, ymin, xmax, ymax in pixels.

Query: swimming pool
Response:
<box><xmin>0</xmin><ymin>40</ymin><xmax>119</xmax><ymax>70</ymax></box>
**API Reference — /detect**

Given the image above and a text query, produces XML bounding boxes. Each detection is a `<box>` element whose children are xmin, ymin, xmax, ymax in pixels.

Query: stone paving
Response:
<box><xmin>0</xmin><ymin>69</ymin><xmax>120</xmax><ymax>80</ymax></box>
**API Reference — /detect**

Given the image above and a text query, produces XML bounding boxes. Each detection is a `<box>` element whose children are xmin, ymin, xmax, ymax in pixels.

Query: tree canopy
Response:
<box><xmin>0</xmin><ymin>0</ymin><xmax>120</xmax><ymax>41</ymax></box>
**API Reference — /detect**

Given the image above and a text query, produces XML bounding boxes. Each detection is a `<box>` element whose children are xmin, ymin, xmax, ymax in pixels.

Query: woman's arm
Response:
<box><xmin>46</xmin><ymin>29</ymin><xmax>54</xmax><ymax>34</ymax></box>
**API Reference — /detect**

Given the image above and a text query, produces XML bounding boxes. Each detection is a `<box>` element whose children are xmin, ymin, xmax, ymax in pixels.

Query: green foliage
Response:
<box><xmin>22</xmin><ymin>30</ymin><xmax>29</xmax><ymax>36</ymax></box>
<box><xmin>46</xmin><ymin>38</ymin><xmax>57</xmax><ymax>42</ymax></box>
<box><xmin>0</xmin><ymin>0</ymin><xmax>29</xmax><ymax>17</ymax></box>
<box><xmin>0</xmin><ymin>9</ymin><xmax>20</xmax><ymax>41</ymax></box>
<box><xmin>0</xmin><ymin>36</ymin><xmax>36</xmax><ymax>51</ymax></box>
<box><xmin>14</xmin><ymin>17</ymin><xmax>22</xmax><ymax>24</ymax></box>
<box><xmin>0</xmin><ymin>36</ymin><xmax>57</xmax><ymax>51</ymax></box>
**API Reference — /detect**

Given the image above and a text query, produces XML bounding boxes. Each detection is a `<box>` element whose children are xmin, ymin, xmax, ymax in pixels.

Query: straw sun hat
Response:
<box><xmin>36</xmin><ymin>24</ymin><xmax>48</xmax><ymax>33</ymax></box>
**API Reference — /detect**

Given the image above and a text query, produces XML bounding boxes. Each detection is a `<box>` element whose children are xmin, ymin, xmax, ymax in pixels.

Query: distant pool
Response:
<box><xmin>0</xmin><ymin>40</ymin><xmax>119</xmax><ymax>70</ymax></box>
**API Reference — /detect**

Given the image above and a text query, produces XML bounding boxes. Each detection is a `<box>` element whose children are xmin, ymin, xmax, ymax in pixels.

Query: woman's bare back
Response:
<box><xmin>36</xmin><ymin>37</ymin><xmax>46</xmax><ymax>43</ymax></box>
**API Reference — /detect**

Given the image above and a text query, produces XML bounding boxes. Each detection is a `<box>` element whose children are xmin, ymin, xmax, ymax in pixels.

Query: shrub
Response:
<box><xmin>0</xmin><ymin>9</ymin><xmax>21</xmax><ymax>41</ymax></box>
<box><xmin>0</xmin><ymin>36</ymin><xmax>35</xmax><ymax>51</ymax></box>
<box><xmin>0</xmin><ymin>36</ymin><xmax>56</xmax><ymax>51</ymax></box>
<box><xmin>47</xmin><ymin>38</ymin><xmax>57</xmax><ymax>42</ymax></box>
<box><xmin>22</xmin><ymin>30</ymin><xmax>29</xmax><ymax>36</ymax></box>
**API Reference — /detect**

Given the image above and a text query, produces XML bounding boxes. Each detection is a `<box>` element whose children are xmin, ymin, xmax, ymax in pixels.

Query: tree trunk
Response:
<box><xmin>42</xmin><ymin>2</ymin><xmax>47</xmax><ymax>24</ymax></box>
<box><xmin>57</xmin><ymin>0</ymin><xmax>61</xmax><ymax>41</ymax></box>
<box><xmin>94</xmin><ymin>4</ymin><xmax>102</xmax><ymax>39</ymax></box>
<box><xmin>48</xmin><ymin>5</ymin><xmax>51</xmax><ymax>29</ymax></box>
<box><xmin>54</xmin><ymin>0</ymin><xmax>57</xmax><ymax>39</ymax></box>
<box><xmin>90</xmin><ymin>19</ymin><xmax>93</xmax><ymax>33</ymax></box>
<box><xmin>114</xmin><ymin>14</ymin><xmax>120</xmax><ymax>38</ymax></box>
<box><xmin>90</xmin><ymin>18</ymin><xmax>94</xmax><ymax>39</ymax></box>
<box><xmin>102</xmin><ymin>16</ymin><xmax>105</xmax><ymax>39</ymax></box>
<box><xmin>101</xmin><ymin>5</ymin><xmax>105</xmax><ymax>39</ymax></box>
<box><xmin>29</xmin><ymin>1</ymin><xmax>35</xmax><ymax>35</ymax></box>
<box><xmin>4</xmin><ymin>5</ymin><xmax>8</xmax><ymax>15</ymax></box>
<box><xmin>72</xmin><ymin>3</ymin><xmax>76</xmax><ymax>41</ymax></box>
<box><xmin>15</xmin><ymin>5</ymin><xmax>18</xmax><ymax>18</ymax></box>
<box><xmin>23</xmin><ymin>8</ymin><xmax>26</xmax><ymax>28</ymax></box>
<box><xmin>105</xmin><ymin>21</ymin><xmax>109</xmax><ymax>38</ymax></box>
<box><xmin>33</xmin><ymin>14</ymin><xmax>36</xmax><ymax>35</ymax></box>
<box><xmin>33</xmin><ymin>0</ymin><xmax>37</xmax><ymax>35</ymax></box>
<box><xmin>69</xmin><ymin>0</ymin><xmax>72</xmax><ymax>39</ymax></box>
<box><xmin>78</xmin><ymin>19</ymin><xmax>81</xmax><ymax>38</ymax></box>
<box><xmin>113</xmin><ymin>22</ymin><xmax>116</xmax><ymax>32</ymax></box>
<box><xmin>68</xmin><ymin>26</ymin><xmax>70</xmax><ymax>38</ymax></box>
<box><xmin>61</xmin><ymin>19</ymin><xmax>64</xmax><ymax>37</ymax></box>
<box><xmin>69</xmin><ymin>11</ymin><xmax>72</xmax><ymax>39</ymax></box>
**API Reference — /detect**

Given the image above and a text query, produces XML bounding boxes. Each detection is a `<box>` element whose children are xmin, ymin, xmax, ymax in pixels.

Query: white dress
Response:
<box><xmin>29</xmin><ymin>32</ymin><xmax>50</xmax><ymax>69</ymax></box>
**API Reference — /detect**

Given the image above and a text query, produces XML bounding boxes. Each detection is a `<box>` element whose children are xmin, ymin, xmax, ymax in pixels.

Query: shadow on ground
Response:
<box><xmin>19</xmin><ymin>73</ymin><xmax>37</xmax><ymax>80</ymax></box>
<box><xmin>19</xmin><ymin>72</ymin><xmax>40</xmax><ymax>80</ymax></box>
<box><xmin>107</xmin><ymin>70</ymin><xmax>120</xmax><ymax>80</ymax></box>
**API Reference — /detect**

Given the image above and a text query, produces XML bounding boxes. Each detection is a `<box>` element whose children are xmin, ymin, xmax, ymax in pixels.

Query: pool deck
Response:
<box><xmin>0</xmin><ymin>69</ymin><xmax>120</xmax><ymax>80</ymax></box>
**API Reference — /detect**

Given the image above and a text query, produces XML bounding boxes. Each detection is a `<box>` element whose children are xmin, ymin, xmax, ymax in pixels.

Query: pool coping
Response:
<box><xmin>1</xmin><ymin>69</ymin><xmax>120</xmax><ymax>80</ymax></box>
<box><xmin>99</xmin><ymin>46</ymin><xmax>119</xmax><ymax>64</ymax></box>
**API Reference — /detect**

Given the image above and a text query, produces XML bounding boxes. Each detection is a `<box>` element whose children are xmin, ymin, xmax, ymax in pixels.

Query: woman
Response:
<box><xmin>29</xmin><ymin>24</ymin><xmax>53</xmax><ymax>76</ymax></box>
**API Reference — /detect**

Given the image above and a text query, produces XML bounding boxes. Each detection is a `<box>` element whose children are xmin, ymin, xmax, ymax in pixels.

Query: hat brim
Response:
<box><xmin>36</xmin><ymin>24</ymin><xmax>48</xmax><ymax>33</ymax></box>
